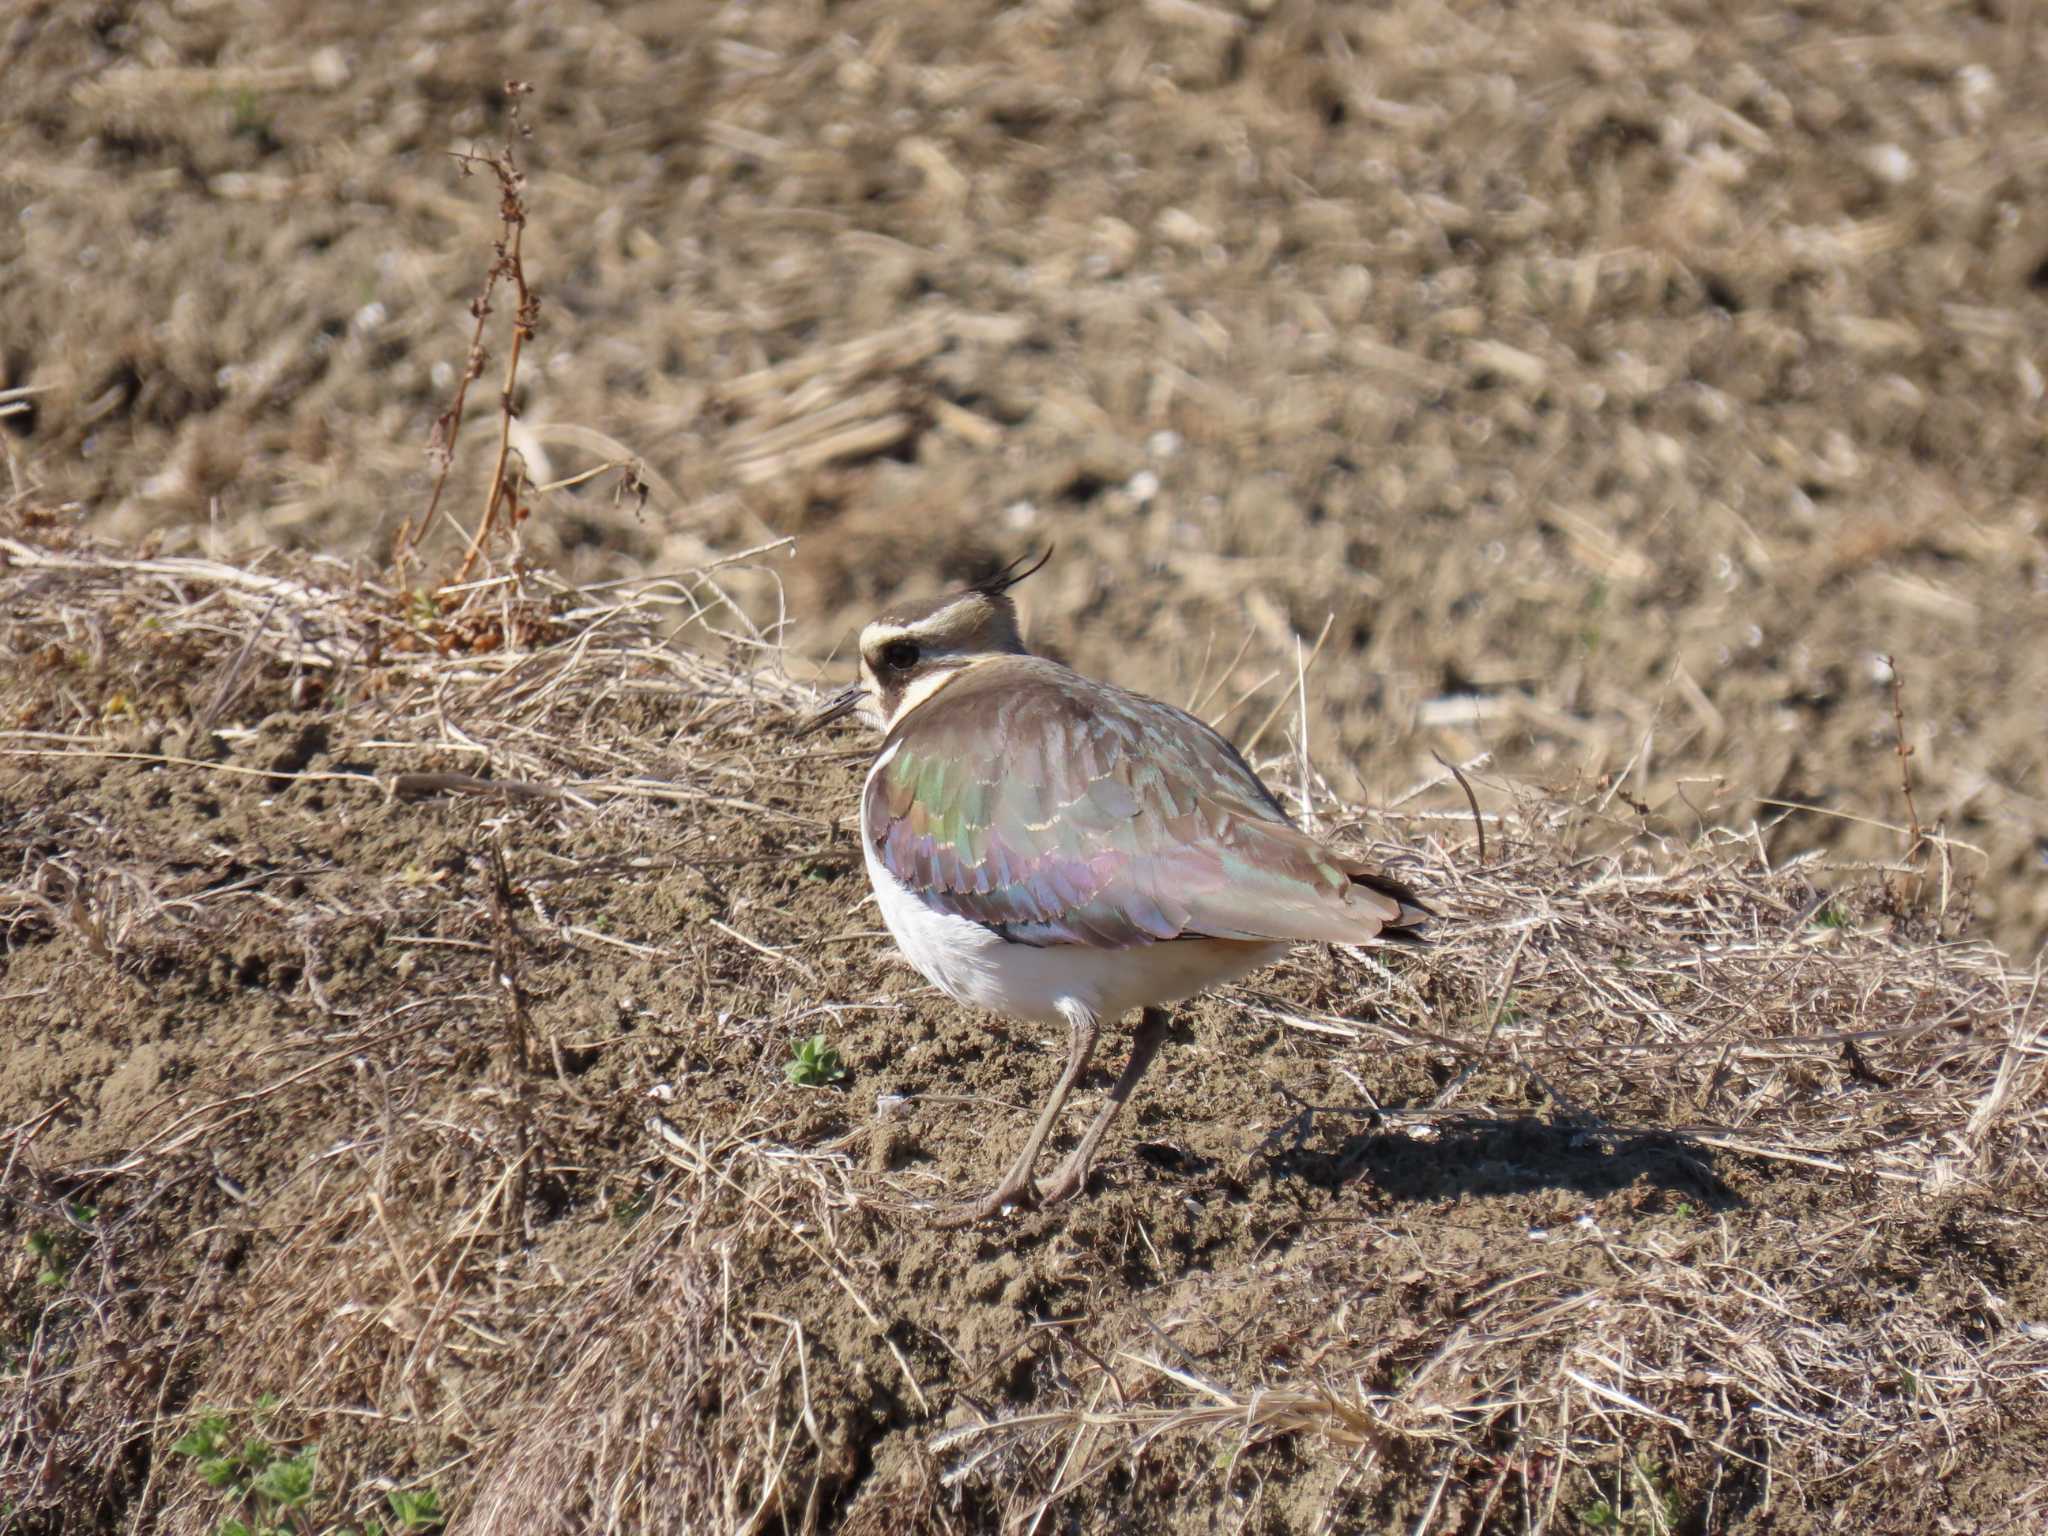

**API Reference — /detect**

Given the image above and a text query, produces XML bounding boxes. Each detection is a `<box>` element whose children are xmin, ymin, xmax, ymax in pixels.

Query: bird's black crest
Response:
<box><xmin>971</xmin><ymin>546</ymin><xmax>1053</xmax><ymax>598</ymax></box>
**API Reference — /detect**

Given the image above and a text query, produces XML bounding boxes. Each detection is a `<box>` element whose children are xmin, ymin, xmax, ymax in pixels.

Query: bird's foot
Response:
<box><xmin>1031</xmin><ymin>1151</ymin><xmax>1095</xmax><ymax>1208</ymax></box>
<box><xmin>930</xmin><ymin>1178</ymin><xmax>1039</xmax><ymax>1229</ymax></box>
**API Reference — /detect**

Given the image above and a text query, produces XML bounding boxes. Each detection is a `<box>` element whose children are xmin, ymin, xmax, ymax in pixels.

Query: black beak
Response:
<box><xmin>796</xmin><ymin>684</ymin><xmax>864</xmax><ymax>737</ymax></box>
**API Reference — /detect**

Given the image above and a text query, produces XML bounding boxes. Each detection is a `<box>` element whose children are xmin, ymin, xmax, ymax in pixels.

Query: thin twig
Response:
<box><xmin>1881</xmin><ymin>654</ymin><xmax>1925</xmax><ymax>858</ymax></box>
<box><xmin>1433</xmin><ymin>750</ymin><xmax>1488</xmax><ymax>865</ymax></box>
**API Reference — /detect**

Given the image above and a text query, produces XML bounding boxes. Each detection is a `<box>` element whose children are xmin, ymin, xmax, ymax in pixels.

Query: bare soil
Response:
<box><xmin>4</xmin><ymin>1</ymin><xmax>2048</xmax><ymax>1532</ymax></box>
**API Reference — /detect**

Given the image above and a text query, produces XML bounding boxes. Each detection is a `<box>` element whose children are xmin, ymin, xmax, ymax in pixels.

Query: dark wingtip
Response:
<box><xmin>971</xmin><ymin>546</ymin><xmax>1054</xmax><ymax>598</ymax></box>
<box><xmin>1377</xmin><ymin>913</ymin><xmax>1433</xmax><ymax>944</ymax></box>
<box><xmin>1351</xmin><ymin>867</ymin><xmax>1436</xmax><ymax>941</ymax></box>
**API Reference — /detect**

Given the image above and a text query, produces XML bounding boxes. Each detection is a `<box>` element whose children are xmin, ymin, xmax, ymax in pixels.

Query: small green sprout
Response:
<box><xmin>386</xmin><ymin>1487</ymin><xmax>445</xmax><ymax>1530</ymax></box>
<box><xmin>27</xmin><ymin>1231</ymin><xmax>69</xmax><ymax>1287</ymax></box>
<box><xmin>253</xmin><ymin>1454</ymin><xmax>314</xmax><ymax>1510</ymax></box>
<box><xmin>784</xmin><ymin>1033</ymin><xmax>847</xmax><ymax>1088</ymax></box>
<box><xmin>25</xmin><ymin>1201</ymin><xmax>97</xmax><ymax>1285</ymax></box>
<box><xmin>610</xmin><ymin>1192</ymin><xmax>651</xmax><ymax>1228</ymax></box>
<box><xmin>1575</xmin><ymin>1454</ymin><xmax>1686</xmax><ymax>1534</ymax></box>
<box><xmin>170</xmin><ymin>1414</ymin><xmax>232</xmax><ymax>1463</ymax></box>
<box><xmin>135</xmin><ymin>1395</ymin><xmax>459</xmax><ymax>1536</ymax></box>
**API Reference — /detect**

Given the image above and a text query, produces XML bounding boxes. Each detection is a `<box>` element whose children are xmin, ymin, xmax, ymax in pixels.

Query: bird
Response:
<box><xmin>804</xmin><ymin>550</ymin><xmax>1430</xmax><ymax>1225</ymax></box>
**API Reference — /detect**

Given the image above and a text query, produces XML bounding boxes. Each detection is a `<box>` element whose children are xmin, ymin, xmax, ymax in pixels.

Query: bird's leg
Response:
<box><xmin>934</xmin><ymin>1001</ymin><xmax>1100</xmax><ymax>1227</ymax></box>
<box><xmin>1034</xmin><ymin>1005</ymin><xmax>1172</xmax><ymax>1206</ymax></box>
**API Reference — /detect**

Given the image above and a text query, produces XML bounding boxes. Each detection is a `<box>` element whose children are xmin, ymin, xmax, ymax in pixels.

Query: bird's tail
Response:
<box><xmin>1344</xmin><ymin>864</ymin><xmax>1434</xmax><ymax>942</ymax></box>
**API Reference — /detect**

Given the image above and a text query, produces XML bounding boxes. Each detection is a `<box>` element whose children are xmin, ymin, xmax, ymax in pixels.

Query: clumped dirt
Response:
<box><xmin>3</xmin><ymin>532</ymin><xmax>2043</xmax><ymax>1535</ymax></box>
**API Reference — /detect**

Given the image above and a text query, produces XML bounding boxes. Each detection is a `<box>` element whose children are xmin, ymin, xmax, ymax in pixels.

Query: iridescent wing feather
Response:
<box><xmin>865</xmin><ymin>660</ymin><xmax>1428</xmax><ymax>948</ymax></box>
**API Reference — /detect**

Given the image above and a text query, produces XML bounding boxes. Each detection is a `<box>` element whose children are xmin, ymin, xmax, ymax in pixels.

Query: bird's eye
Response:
<box><xmin>880</xmin><ymin>639</ymin><xmax>920</xmax><ymax>671</ymax></box>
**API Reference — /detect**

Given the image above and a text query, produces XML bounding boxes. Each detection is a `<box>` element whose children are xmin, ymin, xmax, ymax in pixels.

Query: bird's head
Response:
<box><xmin>803</xmin><ymin>548</ymin><xmax>1050</xmax><ymax>736</ymax></box>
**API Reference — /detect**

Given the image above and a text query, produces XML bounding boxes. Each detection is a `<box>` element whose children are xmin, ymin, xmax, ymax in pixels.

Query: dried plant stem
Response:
<box><xmin>456</xmin><ymin>190</ymin><xmax>535</xmax><ymax>584</ymax></box>
<box><xmin>389</xmin><ymin>260</ymin><xmax>490</xmax><ymax>576</ymax></box>
<box><xmin>391</xmin><ymin>81</ymin><xmax>540</xmax><ymax>586</ymax></box>
<box><xmin>486</xmin><ymin>839</ymin><xmax>535</xmax><ymax>1245</ymax></box>
<box><xmin>1882</xmin><ymin>654</ymin><xmax>1925</xmax><ymax>858</ymax></box>
<box><xmin>1432</xmin><ymin>750</ymin><xmax>1488</xmax><ymax>865</ymax></box>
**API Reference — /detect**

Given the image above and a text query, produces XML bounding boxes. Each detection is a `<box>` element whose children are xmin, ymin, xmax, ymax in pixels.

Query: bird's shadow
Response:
<box><xmin>1249</xmin><ymin>1101</ymin><xmax>1742</xmax><ymax>1211</ymax></box>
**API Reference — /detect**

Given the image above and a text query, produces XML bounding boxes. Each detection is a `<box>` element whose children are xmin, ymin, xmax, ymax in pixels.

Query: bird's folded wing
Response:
<box><xmin>865</xmin><ymin>662</ymin><xmax>1425</xmax><ymax>949</ymax></box>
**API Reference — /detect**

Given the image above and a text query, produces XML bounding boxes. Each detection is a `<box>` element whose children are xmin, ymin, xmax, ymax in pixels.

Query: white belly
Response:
<box><xmin>859</xmin><ymin>763</ymin><xmax>1287</xmax><ymax>1024</ymax></box>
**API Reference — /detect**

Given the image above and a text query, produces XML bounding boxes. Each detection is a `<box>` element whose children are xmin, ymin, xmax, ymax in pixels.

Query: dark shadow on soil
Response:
<box><xmin>1259</xmin><ymin>1109</ymin><xmax>1742</xmax><ymax>1211</ymax></box>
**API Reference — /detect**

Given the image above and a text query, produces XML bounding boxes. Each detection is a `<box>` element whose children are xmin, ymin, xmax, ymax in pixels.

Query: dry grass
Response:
<box><xmin>3</xmin><ymin>521</ymin><xmax>2043</xmax><ymax>1534</ymax></box>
